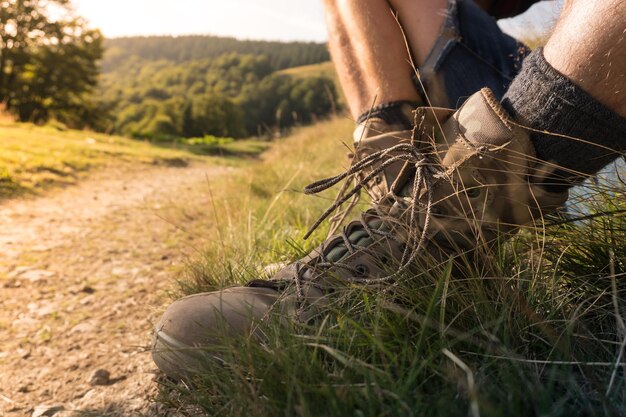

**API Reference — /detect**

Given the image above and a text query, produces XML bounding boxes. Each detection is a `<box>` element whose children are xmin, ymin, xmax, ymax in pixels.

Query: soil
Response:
<box><xmin>0</xmin><ymin>162</ymin><xmax>232</xmax><ymax>416</ymax></box>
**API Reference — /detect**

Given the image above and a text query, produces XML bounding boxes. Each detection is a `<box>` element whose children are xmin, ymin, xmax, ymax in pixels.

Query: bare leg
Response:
<box><xmin>544</xmin><ymin>0</ymin><xmax>626</xmax><ymax>117</ymax></box>
<box><xmin>322</xmin><ymin>0</ymin><xmax>447</xmax><ymax>120</ymax></box>
<box><xmin>387</xmin><ymin>0</ymin><xmax>449</xmax><ymax>65</ymax></box>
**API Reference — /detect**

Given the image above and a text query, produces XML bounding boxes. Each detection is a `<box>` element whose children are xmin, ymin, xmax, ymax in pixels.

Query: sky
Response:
<box><xmin>498</xmin><ymin>0</ymin><xmax>562</xmax><ymax>40</ymax></box>
<box><xmin>71</xmin><ymin>0</ymin><xmax>328</xmax><ymax>42</ymax></box>
<box><xmin>71</xmin><ymin>0</ymin><xmax>561</xmax><ymax>43</ymax></box>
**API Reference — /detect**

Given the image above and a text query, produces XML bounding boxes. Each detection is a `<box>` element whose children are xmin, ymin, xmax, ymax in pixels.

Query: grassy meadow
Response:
<box><xmin>155</xmin><ymin>118</ymin><xmax>626</xmax><ymax>416</ymax></box>
<box><xmin>278</xmin><ymin>61</ymin><xmax>338</xmax><ymax>82</ymax></box>
<box><xmin>0</xmin><ymin>120</ymin><xmax>268</xmax><ymax>199</ymax></box>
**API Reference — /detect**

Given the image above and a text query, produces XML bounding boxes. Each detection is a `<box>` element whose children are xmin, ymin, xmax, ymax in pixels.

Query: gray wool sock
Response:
<box><xmin>501</xmin><ymin>48</ymin><xmax>626</xmax><ymax>191</ymax></box>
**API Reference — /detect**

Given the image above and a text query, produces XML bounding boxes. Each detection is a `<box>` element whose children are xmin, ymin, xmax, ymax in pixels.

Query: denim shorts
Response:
<box><xmin>417</xmin><ymin>0</ymin><xmax>530</xmax><ymax>108</ymax></box>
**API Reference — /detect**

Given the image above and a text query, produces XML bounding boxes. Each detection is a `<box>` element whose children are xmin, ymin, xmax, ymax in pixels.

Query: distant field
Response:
<box><xmin>0</xmin><ymin>122</ymin><xmax>267</xmax><ymax>199</ymax></box>
<box><xmin>279</xmin><ymin>61</ymin><xmax>336</xmax><ymax>79</ymax></box>
<box><xmin>280</xmin><ymin>61</ymin><xmax>346</xmax><ymax>107</ymax></box>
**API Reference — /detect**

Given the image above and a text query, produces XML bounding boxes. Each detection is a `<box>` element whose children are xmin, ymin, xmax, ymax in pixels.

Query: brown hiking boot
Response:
<box><xmin>152</xmin><ymin>88</ymin><xmax>568</xmax><ymax>380</ymax></box>
<box><xmin>351</xmin><ymin>101</ymin><xmax>416</xmax><ymax>203</ymax></box>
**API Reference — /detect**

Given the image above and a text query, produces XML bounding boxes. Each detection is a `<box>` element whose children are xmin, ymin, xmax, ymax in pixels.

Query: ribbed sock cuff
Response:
<box><xmin>502</xmin><ymin>48</ymin><xmax>626</xmax><ymax>189</ymax></box>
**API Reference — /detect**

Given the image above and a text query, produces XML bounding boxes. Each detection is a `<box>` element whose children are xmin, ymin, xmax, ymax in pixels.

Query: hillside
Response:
<box><xmin>97</xmin><ymin>37</ymin><xmax>339</xmax><ymax>140</ymax></box>
<box><xmin>278</xmin><ymin>61</ymin><xmax>336</xmax><ymax>79</ymax></box>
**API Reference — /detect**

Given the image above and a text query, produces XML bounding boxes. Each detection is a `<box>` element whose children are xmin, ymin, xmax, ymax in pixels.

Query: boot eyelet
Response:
<box><xmin>355</xmin><ymin>264</ymin><xmax>369</xmax><ymax>277</ymax></box>
<box><xmin>466</xmin><ymin>187</ymin><xmax>481</xmax><ymax>198</ymax></box>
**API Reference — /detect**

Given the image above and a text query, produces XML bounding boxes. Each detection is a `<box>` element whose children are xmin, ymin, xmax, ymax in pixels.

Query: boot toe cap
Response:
<box><xmin>151</xmin><ymin>287</ymin><xmax>279</xmax><ymax>380</ymax></box>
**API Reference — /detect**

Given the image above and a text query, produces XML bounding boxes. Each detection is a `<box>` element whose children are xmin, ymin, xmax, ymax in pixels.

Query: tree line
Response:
<box><xmin>102</xmin><ymin>35</ymin><xmax>330</xmax><ymax>73</ymax></box>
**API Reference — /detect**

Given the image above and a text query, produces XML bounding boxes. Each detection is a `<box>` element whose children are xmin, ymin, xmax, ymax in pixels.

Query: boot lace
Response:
<box><xmin>277</xmin><ymin>135</ymin><xmax>441</xmax><ymax>320</ymax></box>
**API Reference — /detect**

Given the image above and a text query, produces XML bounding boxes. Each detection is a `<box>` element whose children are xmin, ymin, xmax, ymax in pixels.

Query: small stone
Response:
<box><xmin>3</xmin><ymin>279</ymin><xmax>21</xmax><ymax>288</ymax></box>
<box><xmin>12</xmin><ymin>317</ymin><xmax>39</xmax><ymax>330</ymax></box>
<box><xmin>28</xmin><ymin>301</ymin><xmax>57</xmax><ymax>317</ymax></box>
<box><xmin>32</xmin><ymin>404</ymin><xmax>64</xmax><ymax>417</ymax></box>
<box><xmin>17</xmin><ymin>348</ymin><xmax>31</xmax><ymax>359</ymax></box>
<box><xmin>88</xmin><ymin>369</ymin><xmax>110</xmax><ymax>386</ymax></box>
<box><xmin>72</xmin><ymin>389</ymin><xmax>90</xmax><ymax>400</ymax></box>
<box><xmin>79</xmin><ymin>295</ymin><xmax>95</xmax><ymax>305</ymax></box>
<box><xmin>81</xmin><ymin>286</ymin><xmax>95</xmax><ymax>294</ymax></box>
<box><xmin>70</xmin><ymin>322</ymin><xmax>94</xmax><ymax>334</ymax></box>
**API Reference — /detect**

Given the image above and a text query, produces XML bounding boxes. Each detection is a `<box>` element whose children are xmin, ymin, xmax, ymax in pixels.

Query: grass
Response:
<box><xmin>162</xmin><ymin>116</ymin><xmax>355</xmax><ymax>286</ymax></box>
<box><xmin>156</xmin><ymin>117</ymin><xmax>626</xmax><ymax>416</ymax></box>
<box><xmin>279</xmin><ymin>61</ymin><xmax>337</xmax><ymax>81</ymax></box>
<box><xmin>0</xmin><ymin>121</ymin><xmax>268</xmax><ymax>199</ymax></box>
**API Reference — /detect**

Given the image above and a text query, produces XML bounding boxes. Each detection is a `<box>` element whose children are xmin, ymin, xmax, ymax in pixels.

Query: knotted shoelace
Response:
<box><xmin>280</xmin><ymin>141</ymin><xmax>441</xmax><ymax>319</ymax></box>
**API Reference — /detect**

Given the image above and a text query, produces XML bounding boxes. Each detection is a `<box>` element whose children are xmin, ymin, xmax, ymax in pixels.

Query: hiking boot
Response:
<box><xmin>351</xmin><ymin>101</ymin><xmax>417</xmax><ymax>203</ymax></box>
<box><xmin>423</xmin><ymin>88</ymin><xmax>568</xmax><ymax>254</ymax></box>
<box><xmin>353</xmin><ymin>100</ymin><xmax>417</xmax><ymax>143</ymax></box>
<box><xmin>348</xmin><ymin>101</ymin><xmax>451</xmax><ymax>207</ymax></box>
<box><xmin>152</xmin><ymin>88</ymin><xmax>568</xmax><ymax>380</ymax></box>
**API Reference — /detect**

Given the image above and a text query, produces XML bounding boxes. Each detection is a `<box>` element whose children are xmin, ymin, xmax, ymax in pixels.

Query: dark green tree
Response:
<box><xmin>289</xmin><ymin>77</ymin><xmax>337</xmax><ymax>124</ymax></box>
<box><xmin>0</xmin><ymin>0</ymin><xmax>103</xmax><ymax>127</ymax></box>
<box><xmin>189</xmin><ymin>93</ymin><xmax>245</xmax><ymax>138</ymax></box>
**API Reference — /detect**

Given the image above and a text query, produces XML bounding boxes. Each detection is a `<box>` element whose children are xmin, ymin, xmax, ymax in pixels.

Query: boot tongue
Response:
<box><xmin>352</xmin><ymin>130</ymin><xmax>414</xmax><ymax>202</ymax></box>
<box><xmin>391</xmin><ymin>91</ymin><xmax>515</xmax><ymax>198</ymax></box>
<box><xmin>443</xmin><ymin>88</ymin><xmax>514</xmax><ymax>149</ymax></box>
<box><xmin>389</xmin><ymin>162</ymin><xmax>417</xmax><ymax>197</ymax></box>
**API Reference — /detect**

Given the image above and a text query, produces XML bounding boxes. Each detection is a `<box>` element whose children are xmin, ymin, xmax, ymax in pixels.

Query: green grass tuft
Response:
<box><xmin>158</xmin><ymin>118</ymin><xmax>626</xmax><ymax>416</ymax></box>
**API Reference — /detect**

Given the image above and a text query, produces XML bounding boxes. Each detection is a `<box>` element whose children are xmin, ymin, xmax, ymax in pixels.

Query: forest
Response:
<box><xmin>0</xmin><ymin>2</ymin><xmax>338</xmax><ymax>141</ymax></box>
<box><xmin>97</xmin><ymin>54</ymin><xmax>339</xmax><ymax>140</ymax></box>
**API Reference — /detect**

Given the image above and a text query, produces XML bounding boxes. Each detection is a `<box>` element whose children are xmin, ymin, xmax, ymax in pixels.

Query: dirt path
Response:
<box><xmin>0</xmin><ymin>162</ymin><xmax>233</xmax><ymax>416</ymax></box>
